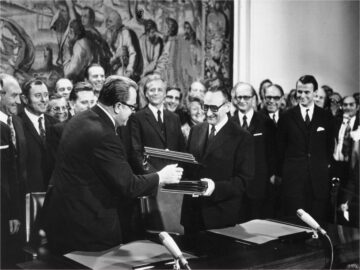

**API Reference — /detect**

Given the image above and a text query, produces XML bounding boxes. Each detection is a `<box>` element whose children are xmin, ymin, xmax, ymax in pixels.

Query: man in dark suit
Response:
<box><xmin>0</xmin><ymin>78</ymin><xmax>21</xmax><ymax>268</ymax></box>
<box><xmin>0</xmin><ymin>74</ymin><xmax>27</xmax><ymax>257</ymax></box>
<box><xmin>129</xmin><ymin>74</ymin><xmax>185</xmax><ymax>233</ymax></box>
<box><xmin>230</xmin><ymin>82</ymin><xmax>276</xmax><ymax>220</ymax></box>
<box><xmin>260</xmin><ymin>84</ymin><xmax>284</xmax><ymax>125</ymax></box>
<box><xmin>276</xmin><ymin>75</ymin><xmax>334</xmax><ymax>221</ymax></box>
<box><xmin>19</xmin><ymin>79</ymin><xmax>58</xmax><ymax>192</ymax></box>
<box><xmin>181</xmin><ymin>87</ymin><xmax>254</xmax><ymax>234</ymax></box>
<box><xmin>332</xmin><ymin>95</ymin><xmax>359</xmax><ymax>189</ymax></box>
<box><xmin>43</xmin><ymin>75</ymin><xmax>183</xmax><ymax>254</ymax></box>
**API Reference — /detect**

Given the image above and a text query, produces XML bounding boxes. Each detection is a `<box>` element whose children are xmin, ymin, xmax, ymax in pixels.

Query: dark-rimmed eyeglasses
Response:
<box><xmin>235</xmin><ymin>95</ymin><xmax>253</xmax><ymax>101</ymax></box>
<box><xmin>203</xmin><ymin>103</ymin><xmax>226</xmax><ymax>113</ymax></box>
<box><xmin>121</xmin><ymin>102</ymin><xmax>137</xmax><ymax>112</ymax></box>
<box><xmin>265</xmin><ymin>96</ymin><xmax>281</xmax><ymax>101</ymax></box>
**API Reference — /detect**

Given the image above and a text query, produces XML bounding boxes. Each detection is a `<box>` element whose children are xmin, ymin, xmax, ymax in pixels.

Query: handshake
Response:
<box><xmin>157</xmin><ymin>164</ymin><xmax>215</xmax><ymax>196</ymax></box>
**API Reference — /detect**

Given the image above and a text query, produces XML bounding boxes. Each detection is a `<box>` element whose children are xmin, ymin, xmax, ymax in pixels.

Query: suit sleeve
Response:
<box><xmin>211</xmin><ymin>132</ymin><xmax>255</xmax><ymax>202</ymax></box>
<box><xmin>128</xmin><ymin>114</ymin><xmax>146</xmax><ymax>174</ymax></box>
<box><xmin>92</xmin><ymin>132</ymin><xmax>159</xmax><ymax>199</ymax></box>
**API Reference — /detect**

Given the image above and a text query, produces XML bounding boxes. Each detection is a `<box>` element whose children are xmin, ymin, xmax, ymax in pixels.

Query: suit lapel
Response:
<box><xmin>22</xmin><ymin>112</ymin><xmax>44</xmax><ymax>147</ymax></box>
<box><xmin>309</xmin><ymin>106</ymin><xmax>322</xmax><ymax>134</ymax></box>
<box><xmin>191</xmin><ymin>123</ymin><xmax>208</xmax><ymax>162</ymax></box>
<box><xmin>248</xmin><ymin>113</ymin><xmax>259</xmax><ymax>134</ymax></box>
<box><xmin>145</xmin><ymin>107</ymin><xmax>166</xmax><ymax>143</ymax></box>
<box><xmin>291</xmin><ymin>106</ymin><xmax>308</xmax><ymax>138</ymax></box>
<box><xmin>203</xmin><ymin>121</ymin><xmax>232</xmax><ymax>160</ymax></box>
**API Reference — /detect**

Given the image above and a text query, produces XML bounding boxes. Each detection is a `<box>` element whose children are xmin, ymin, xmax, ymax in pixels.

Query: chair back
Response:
<box><xmin>25</xmin><ymin>192</ymin><xmax>46</xmax><ymax>243</ymax></box>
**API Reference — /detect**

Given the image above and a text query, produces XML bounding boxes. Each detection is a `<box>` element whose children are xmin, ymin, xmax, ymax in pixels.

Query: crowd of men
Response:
<box><xmin>1</xmin><ymin>65</ymin><xmax>359</xmax><ymax>266</ymax></box>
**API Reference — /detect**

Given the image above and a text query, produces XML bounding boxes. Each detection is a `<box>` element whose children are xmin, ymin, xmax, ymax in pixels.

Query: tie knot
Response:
<box><xmin>211</xmin><ymin>125</ymin><xmax>216</xmax><ymax>133</ymax></box>
<box><xmin>38</xmin><ymin>116</ymin><xmax>43</xmax><ymax>123</ymax></box>
<box><xmin>7</xmin><ymin>115</ymin><xmax>12</xmax><ymax>125</ymax></box>
<box><xmin>243</xmin><ymin>115</ymin><xmax>247</xmax><ymax>120</ymax></box>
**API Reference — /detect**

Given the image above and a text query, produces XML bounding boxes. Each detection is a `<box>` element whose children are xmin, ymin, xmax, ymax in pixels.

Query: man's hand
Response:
<box><xmin>158</xmin><ymin>164</ymin><xmax>183</xmax><ymax>185</ymax></box>
<box><xmin>270</xmin><ymin>175</ymin><xmax>281</xmax><ymax>185</ymax></box>
<box><xmin>200</xmin><ymin>178</ymin><xmax>215</xmax><ymax>196</ymax></box>
<box><xmin>9</xmin><ymin>219</ymin><xmax>21</xmax><ymax>234</ymax></box>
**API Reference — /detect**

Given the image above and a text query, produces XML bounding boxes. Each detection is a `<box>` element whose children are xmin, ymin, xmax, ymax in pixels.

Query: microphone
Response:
<box><xmin>159</xmin><ymin>232</ymin><xmax>191</xmax><ymax>269</ymax></box>
<box><xmin>296</xmin><ymin>209</ymin><xmax>327</xmax><ymax>235</ymax></box>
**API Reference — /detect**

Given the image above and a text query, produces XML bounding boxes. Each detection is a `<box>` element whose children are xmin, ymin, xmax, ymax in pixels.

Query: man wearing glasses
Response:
<box><xmin>276</xmin><ymin>75</ymin><xmax>334</xmax><ymax>222</ymax></box>
<box><xmin>230</xmin><ymin>82</ymin><xmax>276</xmax><ymax>221</ymax></box>
<box><xmin>44</xmin><ymin>76</ymin><xmax>183</xmax><ymax>254</ymax></box>
<box><xmin>261</xmin><ymin>84</ymin><xmax>285</xmax><ymax>125</ymax></box>
<box><xmin>181</xmin><ymin>87</ymin><xmax>254</xmax><ymax>234</ymax></box>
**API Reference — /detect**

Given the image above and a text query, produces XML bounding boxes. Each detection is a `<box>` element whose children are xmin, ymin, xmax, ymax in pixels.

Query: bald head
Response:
<box><xmin>0</xmin><ymin>74</ymin><xmax>22</xmax><ymax>115</ymax></box>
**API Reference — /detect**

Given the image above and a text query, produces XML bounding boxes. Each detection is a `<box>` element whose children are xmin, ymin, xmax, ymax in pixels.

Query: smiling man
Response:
<box><xmin>129</xmin><ymin>73</ymin><xmax>185</xmax><ymax>232</ymax></box>
<box><xmin>44</xmin><ymin>75</ymin><xmax>183</xmax><ymax>254</ymax></box>
<box><xmin>276</xmin><ymin>75</ymin><xmax>334</xmax><ymax>222</ymax></box>
<box><xmin>181</xmin><ymin>87</ymin><xmax>254</xmax><ymax>234</ymax></box>
<box><xmin>164</xmin><ymin>87</ymin><xmax>182</xmax><ymax>112</ymax></box>
<box><xmin>230</xmin><ymin>82</ymin><xmax>276</xmax><ymax>220</ymax></box>
<box><xmin>19</xmin><ymin>78</ymin><xmax>58</xmax><ymax>192</ymax></box>
<box><xmin>261</xmin><ymin>84</ymin><xmax>284</xmax><ymax>125</ymax></box>
<box><xmin>85</xmin><ymin>63</ymin><xmax>105</xmax><ymax>97</ymax></box>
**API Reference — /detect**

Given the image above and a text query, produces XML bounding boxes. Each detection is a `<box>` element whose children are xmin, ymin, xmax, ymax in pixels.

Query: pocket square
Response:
<box><xmin>317</xmin><ymin>127</ymin><xmax>325</xmax><ymax>132</ymax></box>
<box><xmin>0</xmin><ymin>145</ymin><xmax>9</xmax><ymax>150</ymax></box>
<box><xmin>253</xmin><ymin>133</ymin><xmax>263</xmax><ymax>136</ymax></box>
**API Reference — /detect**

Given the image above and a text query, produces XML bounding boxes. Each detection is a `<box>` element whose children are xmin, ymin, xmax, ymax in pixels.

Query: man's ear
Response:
<box><xmin>113</xmin><ymin>102</ymin><xmax>122</xmax><ymax>114</ymax></box>
<box><xmin>20</xmin><ymin>94</ymin><xmax>28</xmax><ymax>105</ymax></box>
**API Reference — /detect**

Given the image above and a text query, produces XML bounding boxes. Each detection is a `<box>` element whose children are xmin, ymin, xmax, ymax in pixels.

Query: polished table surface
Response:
<box><xmin>18</xmin><ymin>220</ymin><xmax>359</xmax><ymax>269</ymax></box>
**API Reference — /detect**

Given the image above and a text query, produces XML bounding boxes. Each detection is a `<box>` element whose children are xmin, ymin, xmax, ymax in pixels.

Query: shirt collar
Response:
<box><xmin>210</xmin><ymin>115</ymin><xmax>228</xmax><ymax>135</ymax></box>
<box><xmin>238</xmin><ymin>109</ymin><xmax>254</xmax><ymax>123</ymax></box>
<box><xmin>0</xmin><ymin>110</ymin><xmax>8</xmax><ymax>124</ymax></box>
<box><xmin>97</xmin><ymin>103</ymin><xmax>116</xmax><ymax>128</ymax></box>
<box><xmin>148</xmin><ymin>103</ymin><xmax>164</xmax><ymax>119</ymax></box>
<box><xmin>25</xmin><ymin>108</ymin><xmax>44</xmax><ymax>122</ymax></box>
<box><xmin>299</xmin><ymin>102</ymin><xmax>315</xmax><ymax>120</ymax></box>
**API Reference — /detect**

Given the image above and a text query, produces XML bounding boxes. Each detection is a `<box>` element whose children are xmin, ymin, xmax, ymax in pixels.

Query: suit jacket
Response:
<box><xmin>181</xmin><ymin>119</ymin><xmax>254</xmax><ymax>230</ymax></box>
<box><xmin>19</xmin><ymin>111</ymin><xmax>58</xmax><ymax>192</ymax></box>
<box><xmin>47</xmin><ymin>121</ymin><xmax>67</xmax><ymax>176</ymax></box>
<box><xmin>12</xmin><ymin>115</ymin><xmax>27</xmax><ymax>193</ymax></box>
<box><xmin>277</xmin><ymin>105</ymin><xmax>334</xmax><ymax>199</ymax></box>
<box><xmin>231</xmin><ymin>111</ymin><xmax>276</xmax><ymax>199</ymax></box>
<box><xmin>1</xmin><ymin>122</ymin><xmax>20</xmax><ymax>222</ymax></box>
<box><xmin>129</xmin><ymin>106</ymin><xmax>185</xmax><ymax>173</ymax></box>
<box><xmin>43</xmin><ymin>105</ymin><xmax>159</xmax><ymax>254</ymax></box>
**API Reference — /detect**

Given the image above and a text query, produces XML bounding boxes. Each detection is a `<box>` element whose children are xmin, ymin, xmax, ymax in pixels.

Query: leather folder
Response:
<box><xmin>144</xmin><ymin>147</ymin><xmax>200</xmax><ymax>164</ymax></box>
<box><xmin>161</xmin><ymin>181</ymin><xmax>208</xmax><ymax>195</ymax></box>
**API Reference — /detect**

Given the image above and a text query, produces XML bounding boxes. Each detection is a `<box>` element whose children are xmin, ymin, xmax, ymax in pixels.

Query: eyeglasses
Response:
<box><xmin>203</xmin><ymin>103</ymin><xmax>226</xmax><ymax>113</ymax></box>
<box><xmin>265</xmin><ymin>96</ymin><xmax>281</xmax><ymax>101</ymax></box>
<box><xmin>121</xmin><ymin>102</ymin><xmax>137</xmax><ymax>112</ymax></box>
<box><xmin>235</xmin><ymin>95</ymin><xmax>253</xmax><ymax>101</ymax></box>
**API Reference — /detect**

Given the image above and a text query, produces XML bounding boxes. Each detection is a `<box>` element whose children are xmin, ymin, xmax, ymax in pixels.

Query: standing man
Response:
<box><xmin>84</xmin><ymin>63</ymin><xmax>105</xmax><ymax>97</ymax></box>
<box><xmin>181</xmin><ymin>87</ymin><xmax>254</xmax><ymax>233</ymax></box>
<box><xmin>129</xmin><ymin>73</ymin><xmax>185</xmax><ymax>232</ymax></box>
<box><xmin>19</xmin><ymin>79</ymin><xmax>58</xmax><ymax>192</ymax></box>
<box><xmin>332</xmin><ymin>95</ymin><xmax>359</xmax><ymax>207</ymax></box>
<box><xmin>276</xmin><ymin>75</ymin><xmax>334</xmax><ymax>221</ymax></box>
<box><xmin>230</xmin><ymin>82</ymin><xmax>276</xmax><ymax>220</ymax></box>
<box><xmin>43</xmin><ymin>75</ymin><xmax>183</xmax><ymax>254</ymax></box>
<box><xmin>260</xmin><ymin>84</ymin><xmax>284</xmax><ymax>125</ymax></box>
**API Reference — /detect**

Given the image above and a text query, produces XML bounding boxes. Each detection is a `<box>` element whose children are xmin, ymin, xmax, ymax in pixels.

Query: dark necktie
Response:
<box><xmin>272</xmin><ymin>113</ymin><xmax>277</xmax><ymax>124</ymax></box>
<box><xmin>242</xmin><ymin>115</ymin><xmax>248</xmax><ymax>130</ymax></box>
<box><xmin>7</xmin><ymin>115</ymin><xmax>16</xmax><ymax>148</ymax></box>
<box><xmin>208</xmin><ymin>124</ymin><xmax>216</xmax><ymax>143</ymax></box>
<box><xmin>341</xmin><ymin>118</ymin><xmax>352</xmax><ymax>159</ymax></box>
<box><xmin>157</xmin><ymin>110</ymin><xmax>164</xmax><ymax>133</ymax></box>
<box><xmin>38</xmin><ymin>116</ymin><xmax>46</xmax><ymax>142</ymax></box>
<box><xmin>305</xmin><ymin>109</ymin><xmax>310</xmax><ymax>127</ymax></box>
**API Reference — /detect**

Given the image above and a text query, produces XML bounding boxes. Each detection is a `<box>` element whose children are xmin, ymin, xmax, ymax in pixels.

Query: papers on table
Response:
<box><xmin>64</xmin><ymin>240</ymin><xmax>195</xmax><ymax>270</ymax></box>
<box><xmin>208</xmin><ymin>219</ymin><xmax>313</xmax><ymax>244</ymax></box>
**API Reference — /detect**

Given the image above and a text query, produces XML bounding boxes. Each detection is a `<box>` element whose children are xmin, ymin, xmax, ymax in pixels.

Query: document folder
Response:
<box><xmin>144</xmin><ymin>147</ymin><xmax>200</xmax><ymax>164</ymax></box>
<box><xmin>161</xmin><ymin>180</ymin><xmax>208</xmax><ymax>195</ymax></box>
<box><xmin>208</xmin><ymin>219</ymin><xmax>313</xmax><ymax>245</ymax></box>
